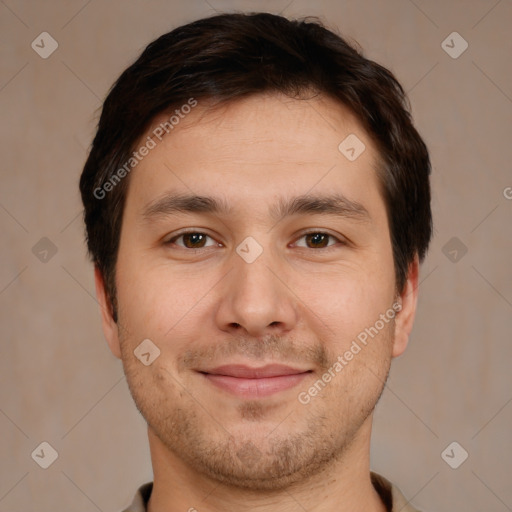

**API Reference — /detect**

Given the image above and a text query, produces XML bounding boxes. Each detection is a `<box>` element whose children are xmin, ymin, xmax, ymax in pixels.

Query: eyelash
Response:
<box><xmin>165</xmin><ymin>230</ymin><xmax>345</xmax><ymax>250</ymax></box>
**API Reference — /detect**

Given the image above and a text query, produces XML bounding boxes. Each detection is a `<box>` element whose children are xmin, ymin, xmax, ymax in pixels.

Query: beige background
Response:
<box><xmin>1</xmin><ymin>0</ymin><xmax>511</xmax><ymax>510</ymax></box>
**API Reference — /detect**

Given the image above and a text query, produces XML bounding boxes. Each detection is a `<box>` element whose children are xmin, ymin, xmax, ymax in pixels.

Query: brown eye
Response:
<box><xmin>295</xmin><ymin>232</ymin><xmax>340</xmax><ymax>249</ymax></box>
<box><xmin>182</xmin><ymin>233</ymin><xmax>207</xmax><ymax>248</ymax></box>
<box><xmin>167</xmin><ymin>232</ymin><xmax>217</xmax><ymax>249</ymax></box>
<box><xmin>305</xmin><ymin>233</ymin><xmax>330</xmax><ymax>248</ymax></box>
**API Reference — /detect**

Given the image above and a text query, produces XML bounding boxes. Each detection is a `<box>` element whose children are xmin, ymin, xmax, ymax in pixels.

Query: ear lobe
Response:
<box><xmin>392</xmin><ymin>255</ymin><xmax>420</xmax><ymax>358</ymax></box>
<box><xmin>94</xmin><ymin>266</ymin><xmax>122</xmax><ymax>359</ymax></box>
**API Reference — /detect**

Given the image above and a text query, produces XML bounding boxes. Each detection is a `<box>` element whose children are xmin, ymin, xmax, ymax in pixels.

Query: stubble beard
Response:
<box><xmin>118</xmin><ymin>324</ymin><xmax>392</xmax><ymax>491</ymax></box>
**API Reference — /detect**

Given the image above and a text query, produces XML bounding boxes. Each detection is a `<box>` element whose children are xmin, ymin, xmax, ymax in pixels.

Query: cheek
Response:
<box><xmin>294</xmin><ymin>264</ymin><xmax>395</xmax><ymax>351</ymax></box>
<box><xmin>115</xmin><ymin>256</ymin><xmax>214</xmax><ymax>345</ymax></box>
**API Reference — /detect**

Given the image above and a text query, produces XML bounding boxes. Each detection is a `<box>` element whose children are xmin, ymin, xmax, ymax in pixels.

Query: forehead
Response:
<box><xmin>143</xmin><ymin>92</ymin><xmax>374</xmax><ymax>161</ymax></box>
<box><xmin>124</xmin><ymin>92</ymin><xmax>383</xmax><ymax>219</ymax></box>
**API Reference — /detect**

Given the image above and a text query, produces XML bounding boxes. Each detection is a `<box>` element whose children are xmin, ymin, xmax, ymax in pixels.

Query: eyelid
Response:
<box><xmin>165</xmin><ymin>229</ymin><xmax>222</xmax><ymax>248</ymax></box>
<box><xmin>292</xmin><ymin>230</ymin><xmax>347</xmax><ymax>249</ymax></box>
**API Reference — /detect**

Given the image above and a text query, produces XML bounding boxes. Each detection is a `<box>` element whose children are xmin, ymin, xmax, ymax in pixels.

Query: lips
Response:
<box><xmin>204</xmin><ymin>364</ymin><xmax>309</xmax><ymax>378</ymax></box>
<box><xmin>199</xmin><ymin>364</ymin><xmax>312</xmax><ymax>398</ymax></box>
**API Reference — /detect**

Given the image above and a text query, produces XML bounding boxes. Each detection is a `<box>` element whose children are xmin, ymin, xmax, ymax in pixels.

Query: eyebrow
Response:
<box><xmin>141</xmin><ymin>192</ymin><xmax>371</xmax><ymax>224</ymax></box>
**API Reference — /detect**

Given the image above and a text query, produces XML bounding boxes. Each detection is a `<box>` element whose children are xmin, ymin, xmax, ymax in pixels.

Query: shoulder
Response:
<box><xmin>120</xmin><ymin>482</ymin><xmax>153</xmax><ymax>512</ymax></box>
<box><xmin>371</xmin><ymin>472</ymin><xmax>423</xmax><ymax>512</ymax></box>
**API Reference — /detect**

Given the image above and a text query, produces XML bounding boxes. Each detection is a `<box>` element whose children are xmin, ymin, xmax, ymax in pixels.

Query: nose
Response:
<box><xmin>214</xmin><ymin>246</ymin><xmax>298</xmax><ymax>338</ymax></box>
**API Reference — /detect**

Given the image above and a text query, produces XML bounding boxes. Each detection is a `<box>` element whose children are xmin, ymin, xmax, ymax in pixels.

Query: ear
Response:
<box><xmin>392</xmin><ymin>254</ymin><xmax>420</xmax><ymax>358</ymax></box>
<box><xmin>94</xmin><ymin>266</ymin><xmax>122</xmax><ymax>359</ymax></box>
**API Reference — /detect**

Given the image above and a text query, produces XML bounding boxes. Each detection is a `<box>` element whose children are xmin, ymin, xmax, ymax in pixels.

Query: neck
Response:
<box><xmin>146</xmin><ymin>418</ymin><xmax>387</xmax><ymax>512</ymax></box>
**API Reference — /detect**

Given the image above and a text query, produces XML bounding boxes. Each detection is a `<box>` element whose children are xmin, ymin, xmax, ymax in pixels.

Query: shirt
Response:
<box><xmin>121</xmin><ymin>472</ymin><xmax>421</xmax><ymax>511</ymax></box>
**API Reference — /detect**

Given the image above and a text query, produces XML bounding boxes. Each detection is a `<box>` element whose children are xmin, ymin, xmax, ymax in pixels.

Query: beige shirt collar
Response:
<box><xmin>122</xmin><ymin>472</ymin><xmax>421</xmax><ymax>512</ymax></box>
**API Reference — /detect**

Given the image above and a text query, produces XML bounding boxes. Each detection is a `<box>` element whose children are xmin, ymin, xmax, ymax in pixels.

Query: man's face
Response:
<box><xmin>96</xmin><ymin>93</ymin><xmax>416</xmax><ymax>490</ymax></box>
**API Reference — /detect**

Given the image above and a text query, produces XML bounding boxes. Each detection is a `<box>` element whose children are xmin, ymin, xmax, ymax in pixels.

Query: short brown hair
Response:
<box><xmin>80</xmin><ymin>12</ymin><xmax>432</xmax><ymax>322</ymax></box>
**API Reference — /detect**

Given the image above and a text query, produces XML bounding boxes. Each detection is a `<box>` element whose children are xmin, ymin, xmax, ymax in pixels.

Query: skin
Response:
<box><xmin>94</xmin><ymin>92</ymin><xmax>419</xmax><ymax>512</ymax></box>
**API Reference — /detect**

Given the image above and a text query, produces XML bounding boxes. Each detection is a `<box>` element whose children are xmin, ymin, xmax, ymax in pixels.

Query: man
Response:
<box><xmin>80</xmin><ymin>12</ymin><xmax>432</xmax><ymax>512</ymax></box>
